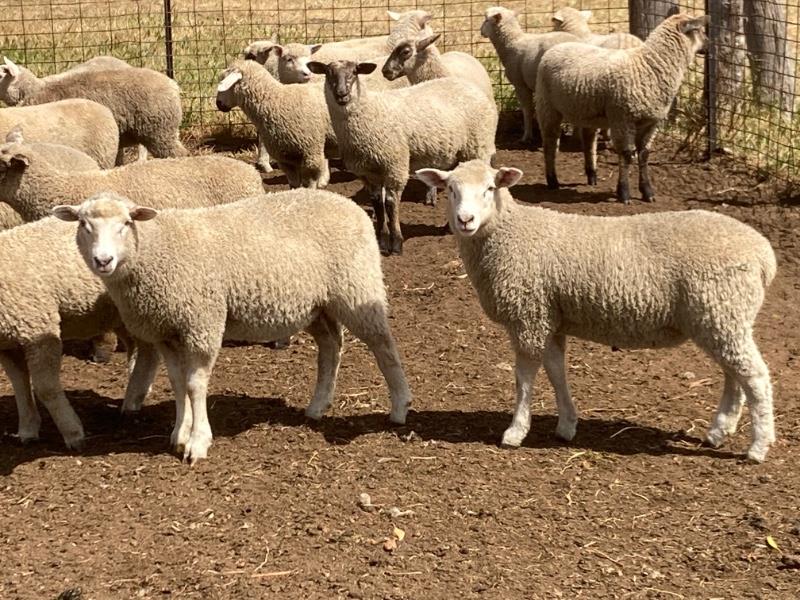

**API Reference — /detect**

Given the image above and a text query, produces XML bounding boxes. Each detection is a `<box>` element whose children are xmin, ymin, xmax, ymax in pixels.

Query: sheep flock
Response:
<box><xmin>0</xmin><ymin>7</ymin><xmax>780</xmax><ymax>466</ymax></box>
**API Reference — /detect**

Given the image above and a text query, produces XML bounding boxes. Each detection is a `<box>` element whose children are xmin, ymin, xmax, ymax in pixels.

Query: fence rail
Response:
<box><xmin>1</xmin><ymin>1</ymin><xmax>799</xmax><ymax>183</ymax></box>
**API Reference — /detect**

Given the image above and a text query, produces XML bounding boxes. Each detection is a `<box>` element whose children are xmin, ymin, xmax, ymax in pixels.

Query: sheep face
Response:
<box><xmin>215</xmin><ymin>68</ymin><xmax>243</xmax><ymax>112</ymax></box>
<box><xmin>416</xmin><ymin>161</ymin><xmax>522</xmax><ymax>237</ymax></box>
<box><xmin>308</xmin><ymin>60</ymin><xmax>377</xmax><ymax>106</ymax></box>
<box><xmin>551</xmin><ymin>7</ymin><xmax>592</xmax><ymax>32</ymax></box>
<box><xmin>0</xmin><ymin>57</ymin><xmax>25</xmax><ymax>105</ymax></box>
<box><xmin>674</xmin><ymin>14</ymin><xmax>709</xmax><ymax>55</ymax></box>
<box><xmin>275</xmin><ymin>43</ymin><xmax>321</xmax><ymax>84</ymax></box>
<box><xmin>53</xmin><ymin>194</ymin><xmax>157</xmax><ymax>278</ymax></box>
<box><xmin>481</xmin><ymin>7</ymin><xmax>515</xmax><ymax>38</ymax></box>
<box><xmin>0</xmin><ymin>142</ymin><xmax>31</xmax><ymax>177</ymax></box>
<box><xmin>382</xmin><ymin>33</ymin><xmax>441</xmax><ymax>80</ymax></box>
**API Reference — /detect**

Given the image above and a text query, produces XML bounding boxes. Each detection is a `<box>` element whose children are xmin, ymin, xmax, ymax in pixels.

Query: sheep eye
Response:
<box><xmin>125</xmin><ymin>220</ymin><xmax>133</xmax><ymax>227</ymax></box>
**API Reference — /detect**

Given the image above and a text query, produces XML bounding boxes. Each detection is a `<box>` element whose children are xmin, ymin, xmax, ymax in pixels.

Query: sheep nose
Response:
<box><xmin>458</xmin><ymin>214</ymin><xmax>475</xmax><ymax>226</ymax></box>
<box><xmin>94</xmin><ymin>255</ymin><xmax>112</xmax><ymax>268</ymax></box>
<box><xmin>215</xmin><ymin>99</ymin><xmax>229</xmax><ymax>112</ymax></box>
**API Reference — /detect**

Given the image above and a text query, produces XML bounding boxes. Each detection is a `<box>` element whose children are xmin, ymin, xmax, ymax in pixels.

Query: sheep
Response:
<box><xmin>480</xmin><ymin>6</ymin><xmax>579</xmax><ymax>144</ymax></box>
<box><xmin>0</xmin><ymin>57</ymin><xmax>187</xmax><ymax>165</ymax></box>
<box><xmin>416</xmin><ymin>159</ymin><xmax>777</xmax><ymax>463</ymax></box>
<box><xmin>0</xmin><ymin>216</ymin><xmax>160</xmax><ymax>448</ymax></box>
<box><xmin>535</xmin><ymin>13</ymin><xmax>708</xmax><ymax>203</ymax></box>
<box><xmin>215</xmin><ymin>60</ymin><xmax>335</xmax><ymax>190</ymax></box>
<box><xmin>551</xmin><ymin>7</ymin><xmax>643</xmax><ymax>49</ymax></box>
<box><xmin>0</xmin><ymin>137</ymin><xmax>265</xmax><ymax>222</ymax></box>
<box><xmin>43</xmin><ymin>55</ymin><xmax>131</xmax><ymax>82</ymax></box>
<box><xmin>308</xmin><ymin>59</ymin><xmax>497</xmax><ymax>255</ymax></box>
<box><xmin>3</xmin><ymin>126</ymin><xmax>100</xmax><ymax>171</ymax></box>
<box><xmin>382</xmin><ymin>32</ymin><xmax>494</xmax><ymax>100</ymax></box>
<box><xmin>0</xmin><ymin>99</ymin><xmax>119</xmax><ymax>168</ymax></box>
<box><xmin>54</xmin><ymin>190</ymin><xmax>414</xmax><ymax>463</ymax></box>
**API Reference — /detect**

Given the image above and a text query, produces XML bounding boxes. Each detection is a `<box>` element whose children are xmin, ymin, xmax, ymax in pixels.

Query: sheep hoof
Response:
<box><xmin>183</xmin><ymin>435</ymin><xmax>211</xmax><ymax>465</ymax></box>
<box><xmin>705</xmin><ymin>428</ymin><xmax>726</xmax><ymax>448</ymax></box>
<box><xmin>15</xmin><ymin>431</ymin><xmax>41</xmax><ymax>445</ymax></box>
<box><xmin>641</xmin><ymin>193</ymin><xmax>656</xmax><ymax>203</ymax></box>
<box><xmin>546</xmin><ymin>174</ymin><xmax>559</xmax><ymax>190</ymax></box>
<box><xmin>304</xmin><ymin>405</ymin><xmax>325</xmax><ymax>420</ymax></box>
<box><xmin>378</xmin><ymin>233</ymin><xmax>392</xmax><ymax>256</ymax></box>
<box><xmin>500</xmin><ymin>428</ymin><xmax>526</xmax><ymax>448</ymax></box>
<box><xmin>390</xmin><ymin>238</ymin><xmax>404</xmax><ymax>256</ymax></box>
<box><xmin>746</xmin><ymin>444</ymin><xmax>769</xmax><ymax>463</ymax></box>
<box><xmin>555</xmin><ymin>420</ymin><xmax>577</xmax><ymax>442</ymax></box>
<box><xmin>255</xmin><ymin>161</ymin><xmax>274</xmax><ymax>174</ymax></box>
<box><xmin>64</xmin><ymin>433</ymin><xmax>86</xmax><ymax>451</ymax></box>
<box><xmin>586</xmin><ymin>171</ymin><xmax>597</xmax><ymax>186</ymax></box>
<box><xmin>389</xmin><ymin>404</ymin><xmax>408</xmax><ymax>425</ymax></box>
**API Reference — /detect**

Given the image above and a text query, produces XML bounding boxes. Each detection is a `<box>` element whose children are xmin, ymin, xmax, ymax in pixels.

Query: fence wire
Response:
<box><xmin>1</xmin><ymin>1</ymin><xmax>799</xmax><ymax>182</ymax></box>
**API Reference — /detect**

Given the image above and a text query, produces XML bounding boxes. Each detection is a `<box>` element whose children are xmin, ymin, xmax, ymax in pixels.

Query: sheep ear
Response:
<box><xmin>679</xmin><ymin>15</ymin><xmax>708</xmax><ymax>33</ymax></box>
<box><xmin>271</xmin><ymin>44</ymin><xmax>284</xmax><ymax>58</ymax></box>
<box><xmin>666</xmin><ymin>5</ymin><xmax>680</xmax><ymax>18</ymax></box>
<box><xmin>9</xmin><ymin>152</ymin><xmax>29</xmax><ymax>169</ymax></box>
<box><xmin>356</xmin><ymin>62</ymin><xmax>377</xmax><ymax>75</ymax></box>
<box><xmin>129</xmin><ymin>206</ymin><xmax>158</xmax><ymax>221</ymax></box>
<box><xmin>2</xmin><ymin>57</ymin><xmax>19</xmax><ymax>78</ymax></box>
<box><xmin>217</xmin><ymin>70</ymin><xmax>242</xmax><ymax>92</ymax></box>
<box><xmin>387</xmin><ymin>10</ymin><xmax>400</xmax><ymax>21</ymax></box>
<box><xmin>416</xmin><ymin>33</ymin><xmax>441</xmax><ymax>52</ymax></box>
<box><xmin>580</xmin><ymin>10</ymin><xmax>593</xmax><ymax>21</ymax></box>
<box><xmin>307</xmin><ymin>61</ymin><xmax>327</xmax><ymax>75</ymax></box>
<box><xmin>5</xmin><ymin>125</ymin><xmax>23</xmax><ymax>144</ymax></box>
<box><xmin>495</xmin><ymin>167</ymin><xmax>522</xmax><ymax>188</ymax></box>
<box><xmin>309</xmin><ymin>44</ymin><xmax>323</xmax><ymax>55</ymax></box>
<box><xmin>414</xmin><ymin>168</ymin><xmax>450</xmax><ymax>190</ymax></box>
<box><xmin>52</xmin><ymin>205</ymin><xmax>80</xmax><ymax>222</ymax></box>
<box><xmin>270</xmin><ymin>31</ymin><xmax>279</xmax><ymax>43</ymax></box>
<box><xmin>551</xmin><ymin>12</ymin><xmax>564</xmax><ymax>24</ymax></box>
<box><xmin>418</xmin><ymin>12</ymin><xmax>432</xmax><ymax>26</ymax></box>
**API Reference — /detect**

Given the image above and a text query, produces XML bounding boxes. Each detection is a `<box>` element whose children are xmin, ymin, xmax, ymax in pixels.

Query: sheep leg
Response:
<box><xmin>501</xmin><ymin>350</ymin><xmax>542</xmax><ymax>448</ymax></box>
<box><xmin>304</xmin><ymin>313</ymin><xmax>344</xmax><ymax>420</ymax></box>
<box><xmin>25</xmin><ymin>339</ymin><xmax>85</xmax><ymax>449</ymax></box>
<box><xmin>280</xmin><ymin>163</ymin><xmax>301</xmax><ymax>189</ymax></box>
<box><xmin>182</xmin><ymin>353</ymin><xmax>216</xmax><ymax>464</ymax></box>
<box><xmin>706</xmin><ymin>372</ymin><xmax>746</xmax><ymax>448</ymax></box>
<box><xmin>136</xmin><ymin>145</ymin><xmax>148</xmax><ymax>162</ymax></box>
<box><xmin>0</xmin><ymin>349</ymin><xmax>40</xmax><ymax>442</ymax></box>
<box><xmin>145</xmin><ymin>133</ymin><xmax>188</xmax><ymax>159</ymax></box>
<box><xmin>514</xmin><ymin>84</ymin><xmax>536</xmax><ymax>144</ymax></box>
<box><xmin>541</xmin><ymin>122</ymin><xmax>562</xmax><ymax>190</ymax></box>
<box><xmin>543</xmin><ymin>334</ymin><xmax>578</xmax><ymax>442</ymax></box>
<box><xmin>341</xmin><ymin>305</ymin><xmax>411</xmax><ymax>425</ymax></box>
<box><xmin>580</xmin><ymin>128</ymin><xmax>598</xmax><ymax>186</ymax></box>
<box><xmin>635</xmin><ymin>124</ymin><xmax>658</xmax><ymax>202</ymax></box>
<box><xmin>702</xmin><ymin>332</ymin><xmax>775</xmax><ymax>462</ymax></box>
<box><xmin>115</xmin><ymin>145</ymin><xmax>127</xmax><ymax>166</ymax></box>
<box><xmin>424</xmin><ymin>185</ymin><xmax>437</xmax><ymax>207</ymax></box>
<box><xmin>254</xmin><ymin>134</ymin><xmax>274</xmax><ymax>173</ymax></box>
<box><xmin>319</xmin><ymin>158</ymin><xmax>330</xmax><ymax>188</ymax></box>
<box><xmin>385</xmin><ymin>188</ymin><xmax>404</xmax><ymax>255</ymax></box>
<box><xmin>160</xmin><ymin>345</ymin><xmax>193</xmax><ymax>455</ymax></box>
<box><xmin>612</xmin><ymin>129</ymin><xmax>635</xmax><ymax>204</ymax></box>
<box><xmin>369</xmin><ymin>185</ymin><xmax>390</xmax><ymax>256</ymax></box>
<box><xmin>121</xmin><ymin>341</ymin><xmax>161</xmax><ymax>414</ymax></box>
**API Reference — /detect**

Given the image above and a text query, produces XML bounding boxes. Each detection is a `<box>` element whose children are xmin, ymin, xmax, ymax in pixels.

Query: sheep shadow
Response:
<box><xmin>0</xmin><ymin>393</ymin><xmax>740</xmax><ymax>473</ymax></box>
<box><xmin>512</xmin><ymin>183</ymin><xmax>619</xmax><ymax>205</ymax></box>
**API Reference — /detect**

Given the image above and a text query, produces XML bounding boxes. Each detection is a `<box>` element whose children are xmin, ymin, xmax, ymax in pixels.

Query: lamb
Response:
<box><xmin>535</xmin><ymin>13</ymin><xmax>708</xmax><ymax>202</ymax></box>
<box><xmin>382</xmin><ymin>32</ymin><xmax>494</xmax><ymax>99</ymax></box>
<box><xmin>0</xmin><ymin>57</ymin><xmax>187</xmax><ymax>165</ymax></box>
<box><xmin>551</xmin><ymin>7</ymin><xmax>643</xmax><ymax>49</ymax></box>
<box><xmin>0</xmin><ymin>216</ymin><xmax>160</xmax><ymax>448</ymax></box>
<box><xmin>0</xmin><ymin>137</ymin><xmax>264</xmax><ymax>222</ymax></box>
<box><xmin>308</xmin><ymin>60</ymin><xmax>497</xmax><ymax>255</ymax></box>
<box><xmin>416</xmin><ymin>160</ymin><xmax>777</xmax><ymax>463</ymax></box>
<box><xmin>0</xmin><ymin>99</ymin><xmax>119</xmax><ymax>168</ymax></box>
<box><xmin>215</xmin><ymin>60</ymin><xmax>335</xmax><ymax>189</ymax></box>
<box><xmin>54</xmin><ymin>190</ymin><xmax>413</xmax><ymax>463</ymax></box>
<box><xmin>480</xmin><ymin>6</ymin><xmax>578</xmax><ymax>144</ymax></box>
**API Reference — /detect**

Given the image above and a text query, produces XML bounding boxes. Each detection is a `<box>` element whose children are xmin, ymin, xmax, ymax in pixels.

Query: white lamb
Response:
<box><xmin>55</xmin><ymin>190</ymin><xmax>413</xmax><ymax>463</ymax></box>
<box><xmin>535</xmin><ymin>13</ymin><xmax>707</xmax><ymax>202</ymax></box>
<box><xmin>480</xmin><ymin>6</ymin><xmax>578</xmax><ymax>144</ymax></box>
<box><xmin>308</xmin><ymin>60</ymin><xmax>497</xmax><ymax>255</ymax></box>
<box><xmin>416</xmin><ymin>160</ymin><xmax>777</xmax><ymax>463</ymax></box>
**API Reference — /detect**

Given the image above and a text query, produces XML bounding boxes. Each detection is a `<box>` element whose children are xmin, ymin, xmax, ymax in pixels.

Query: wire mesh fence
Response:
<box><xmin>1</xmin><ymin>1</ymin><xmax>799</xmax><ymax>182</ymax></box>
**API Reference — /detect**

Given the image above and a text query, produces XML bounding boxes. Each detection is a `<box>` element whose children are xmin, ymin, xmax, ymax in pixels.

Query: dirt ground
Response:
<box><xmin>1</xmin><ymin>130</ymin><xmax>799</xmax><ymax>600</ymax></box>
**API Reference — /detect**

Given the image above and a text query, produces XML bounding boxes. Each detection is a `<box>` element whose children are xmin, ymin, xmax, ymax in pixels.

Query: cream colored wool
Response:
<box><xmin>480</xmin><ymin>6</ymin><xmax>578</xmax><ymax>143</ymax></box>
<box><xmin>42</xmin><ymin>56</ymin><xmax>131</xmax><ymax>82</ymax></box>
<box><xmin>0</xmin><ymin>217</ymin><xmax>158</xmax><ymax>448</ymax></box>
<box><xmin>0</xmin><ymin>60</ymin><xmax>187</xmax><ymax>164</ymax></box>
<box><xmin>215</xmin><ymin>60</ymin><xmax>335</xmax><ymax>189</ymax></box>
<box><xmin>416</xmin><ymin>160</ymin><xmax>777</xmax><ymax>463</ymax></box>
<box><xmin>57</xmin><ymin>190</ymin><xmax>413</xmax><ymax>463</ymax></box>
<box><xmin>535</xmin><ymin>13</ymin><xmax>707</xmax><ymax>203</ymax></box>
<box><xmin>310</xmin><ymin>60</ymin><xmax>497</xmax><ymax>256</ymax></box>
<box><xmin>0</xmin><ymin>139</ymin><xmax>264</xmax><ymax>222</ymax></box>
<box><xmin>0</xmin><ymin>204</ymin><xmax>22</xmax><ymax>229</ymax></box>
<box><xmin>382</xmin><ymin>33</ymin><xmax>493</xmax><ymax>100</ymax></box>
<box><xmin>551</xmin><ymin>7</ymin><xmax>643</xmax><ymax>49</ymax></box>
<box><xmin>0</xmin><ymin>100</ymin><xmax>119</xmax><ymax>168</ymax></box>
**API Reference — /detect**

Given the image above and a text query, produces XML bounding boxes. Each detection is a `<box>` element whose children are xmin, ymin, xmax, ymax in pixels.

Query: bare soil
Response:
<box><xmin>1</xmin><ymin>132</ymin><xmax>799</xmax><ymax>599</ymax></box>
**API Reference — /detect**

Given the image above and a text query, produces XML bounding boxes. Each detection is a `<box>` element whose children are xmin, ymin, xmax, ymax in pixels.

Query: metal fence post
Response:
<box><xmin>705</xmin><ymin>0</ymin><xmax>719</xmax><ymax>158</ymax></box>
<box><xmin>163</xmin><ymin>0</ymin><xmax>175</xmax><ymax>79</ymax></box>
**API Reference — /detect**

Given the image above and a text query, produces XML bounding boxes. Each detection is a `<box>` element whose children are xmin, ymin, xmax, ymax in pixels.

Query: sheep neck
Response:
<box><xmin>1</xmin><ymin>160</ymin><xmax>72</xmax><ymax>221</ymax></box>
<box><xmin>407</xmin><ymin>47</ymin><xmax>449</xmax><ymax>84</ymax></box>
<box><xmin>16</xmin><ymin>69</ymin><xmax>46</xmax><ymax>104</ymax></box>
<box><xmin>560</xmin><ymin>18</ymin><xmax>593</xmax><ymax>39</ymax></box>
<box><xmin>636</xmin><ymin>26</ymin><xmax>696</xmax><ymax>104</ymax></box>
<box><xmin>235</xmin><ymin>66</ymin><xmax>283</xmax><ymax>123</ymax></box>
<box><xmin>489</xmin><ymin>19</ymin><xmax>525</xmax><ymax>58</ymax></box>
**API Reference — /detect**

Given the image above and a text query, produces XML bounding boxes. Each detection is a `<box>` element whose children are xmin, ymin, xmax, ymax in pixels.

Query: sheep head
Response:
<box><xmin>308</xmin><ymin>60</ymin><xmax>376</xmax><ymax>106</ymax></box>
